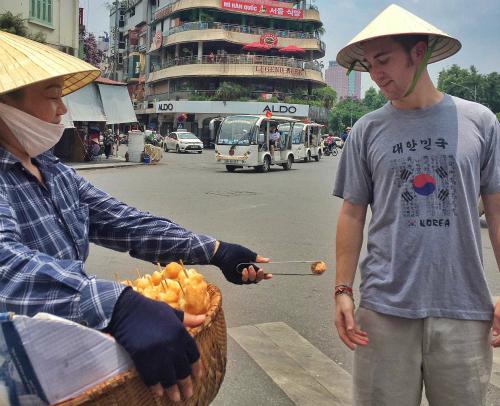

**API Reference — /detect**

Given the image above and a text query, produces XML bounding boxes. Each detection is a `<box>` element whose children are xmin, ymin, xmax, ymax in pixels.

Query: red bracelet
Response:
<box><xmin>334</xmin><ymin>285</ymin><xmax>353</xmax><ymax>299</ymax></box>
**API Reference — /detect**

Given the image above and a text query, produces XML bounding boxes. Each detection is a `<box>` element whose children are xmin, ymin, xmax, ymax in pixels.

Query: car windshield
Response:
<box><xmin>217</xmin><ymin>116</ymin><xmax>258</xmax><ymax>145</ymax></box>
<box><xmin>292</xmin><ymin>123</ymin><xmax>305</xmax><ymax>144</ymax></box>
<box><xmin>177</xmin><ymin>133</ymin><xmax>198</xmax><ymax>140</ymax></box>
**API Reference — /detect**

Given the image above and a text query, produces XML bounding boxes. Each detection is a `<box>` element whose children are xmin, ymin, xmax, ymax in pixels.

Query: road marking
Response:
<box><xmin>229</xmin><ymin>323</ymin><xmax>346</xmax><ymax>406</ymax></box>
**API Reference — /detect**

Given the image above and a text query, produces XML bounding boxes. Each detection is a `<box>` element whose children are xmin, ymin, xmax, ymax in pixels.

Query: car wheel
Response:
<box><xmin>262</xmin><ymin>156</ymin><xmax>271</xmax><ymax>172</ymax></box>
<box><xmin>226</xmin><ymin>165</ymin><xmax>236</xmax><ymax>172</ymax></box>
<box><xmin>176</xmin><ymin>145</ymin><xmax>181</xmax><ymax>153</ymax></box>
<box><xmin>282</xmin><ymin>155</ymin><xmax>293</xmax><ymax>170</ymax></box>
<box><xmin>198</xmin><ymin>151</ymin><xmax>202</xmax><ymax>154</ymax></box>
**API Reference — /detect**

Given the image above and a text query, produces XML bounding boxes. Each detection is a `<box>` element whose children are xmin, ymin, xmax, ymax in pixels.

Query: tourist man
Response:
<box><xmin>333</xmin><ymin>5</ymin><xmax>500</xmax><ymax>405</ymax></box>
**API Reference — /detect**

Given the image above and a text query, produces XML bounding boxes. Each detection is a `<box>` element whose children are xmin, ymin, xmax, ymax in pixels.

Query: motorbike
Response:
<box><xmin>324</xmin><ymin>143</ymin><xmax>339</xmax><ymax>156</ymax></box>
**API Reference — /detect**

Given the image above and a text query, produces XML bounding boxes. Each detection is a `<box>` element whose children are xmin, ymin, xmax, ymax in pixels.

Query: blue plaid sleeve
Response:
<box><xmin>0</xmin><ymin>190</ymin><xmax>125</xmax><ymax>329</ymax></box>
<box><xmin>75</xmin><ymin>174</ymin><xmax>217</xmax><ymax>265</ymax></box>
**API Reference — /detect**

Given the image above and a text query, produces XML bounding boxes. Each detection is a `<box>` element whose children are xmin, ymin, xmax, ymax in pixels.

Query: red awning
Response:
<box><xmin>243</xmin><ymin>42</ymin><xmax>272</xmax><ymax>52</ymax></box>
<box><xmin>278</xmin><ymin>45</ymin><xmax>306</xmax><ymax>54</ymax></box>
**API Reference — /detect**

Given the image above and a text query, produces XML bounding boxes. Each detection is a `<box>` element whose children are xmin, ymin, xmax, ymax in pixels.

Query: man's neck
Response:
<box><xmin>391</xmin><ymin>73</ymin><xmax>443</xmax><ymax>110</ymax></box>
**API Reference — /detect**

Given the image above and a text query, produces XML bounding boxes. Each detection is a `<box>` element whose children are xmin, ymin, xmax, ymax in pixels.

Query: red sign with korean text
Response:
<box><xmin>220</xmin><ymin>1</ymin><xmax>304</xmax><ymax>19</ymax></box>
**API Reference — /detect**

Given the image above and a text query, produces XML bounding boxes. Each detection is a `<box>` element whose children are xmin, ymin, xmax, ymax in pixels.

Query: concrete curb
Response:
<box><xmin>70</xmin><ymin>162</ymin><xmax>144</xmax><ymax>170</ymax></box>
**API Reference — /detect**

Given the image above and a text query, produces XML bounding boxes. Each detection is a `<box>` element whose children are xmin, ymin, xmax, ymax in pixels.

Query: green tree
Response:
<box><xmin>0</xmin><ymin>11</ymin><xmax>45</xmax><ymax>42</ymax></box>
<box><xmin>312</xmin><ymin>86</ymin><xmax>337</xmax><ymax>109</ymax></box>
<box><xmin>363</xmin><ymin>87</ymin><xmax>386</xmax><ymax>110</ymax></box>
<box><xmin>437</xmin><ymin>64</ymin><xmax>500</xmax><ymax>112</ymax></box>
<box><xmin>213</xmin><ymin>82</ymin><xmax>249</xmax><ymax>101</ymax></box>
<box><xmin>328</xmin><ymin>97</ymin><xmax>370</xmax><ymax>134</ymax></box>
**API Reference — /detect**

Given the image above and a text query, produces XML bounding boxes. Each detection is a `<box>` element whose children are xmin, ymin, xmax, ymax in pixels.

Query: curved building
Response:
<box><xmin>120</xmin><ymin>0</ymin><xmax>326</xmax><ymax>145</ymax></box>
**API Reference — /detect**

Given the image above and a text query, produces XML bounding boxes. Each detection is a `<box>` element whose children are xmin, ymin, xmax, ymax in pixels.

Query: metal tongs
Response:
<box><xmin>237</xmin><ymin>260</ymin><xmax>327</xmax><ymax>276</ymax></box>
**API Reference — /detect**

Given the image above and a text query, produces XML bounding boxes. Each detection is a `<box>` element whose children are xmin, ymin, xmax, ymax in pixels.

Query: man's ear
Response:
<box><xmin>413</xmin><ymin>41</ymin><xmax>428</xmax><ymax>61</ymax></box>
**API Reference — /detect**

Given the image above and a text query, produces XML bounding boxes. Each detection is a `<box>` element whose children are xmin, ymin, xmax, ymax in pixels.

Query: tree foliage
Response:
<box><xmin>213</xmin><ymin>82</ymin><xmax>249</xmax><ymax>101</ymax></box>
<box><xmin>0</xmin><ymin>11</ymin><xmax>45</xmax><ymax>42</ymax></box>
<box><xmin>81</xmin><ymin>27</ymin><xmax>104</xmax><ymax>67</ymax></box>
<box><xmin>327</xmin><ymin>87</ymin><xmax>386</xmax><ymax>134</ymax></box>
<box><xmin>437</xmin><ymin>64</ymin><xmax>500</xmax><ymax>113</ymax></box>
<box><xmin>312</xmin><ymin>86</ymin><xmax>337</xmax><ymax>109</ymax></box>
<box><xmin>363</xmin><ymin>87</ymin><xmax>387</xmax><ymax>110</ymax></box>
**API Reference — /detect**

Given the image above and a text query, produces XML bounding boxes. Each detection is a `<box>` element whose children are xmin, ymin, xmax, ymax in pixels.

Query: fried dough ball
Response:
<box><xmin>163</xmin><ymin>262</ymin><xmax>184</xmax><ymax>279</ymax></box>
<box><xmin>311</xmin><ymin>261</ymin><xmax>327</xmax><ymax>275</ymax></box>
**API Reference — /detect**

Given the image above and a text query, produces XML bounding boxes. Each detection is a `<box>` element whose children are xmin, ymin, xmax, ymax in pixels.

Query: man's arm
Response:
<box><xmin>336</xmin><ymin>200</ymin><xmax>367</xmax><ymax>286</ymax></box>
<box><xmin>483</xmin><ymin>192</ymin><xmax>500</xmax><ymax>347</ymax></box>
<box><xmin>334</xmin><ymin>200</ymin><xmax>369</xmax><ymax>350</ymax></box>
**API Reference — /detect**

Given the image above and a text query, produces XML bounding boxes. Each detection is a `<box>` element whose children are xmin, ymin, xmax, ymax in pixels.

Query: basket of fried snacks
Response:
<box><xmin>59</xmin><ymin>263</ymin><xmax>227</xmax><ymax>406</ymax></box>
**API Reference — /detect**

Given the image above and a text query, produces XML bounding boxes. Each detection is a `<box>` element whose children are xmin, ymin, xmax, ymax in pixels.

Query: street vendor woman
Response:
<box><xmin>0</xmin><ymin>31</ymin><xmax>271</xmax><ymax>402</ymax></box>
<box><xmin>333</xmin><ymin>4</ymin><xmax>500</xmax><ymax>406</ymax></box>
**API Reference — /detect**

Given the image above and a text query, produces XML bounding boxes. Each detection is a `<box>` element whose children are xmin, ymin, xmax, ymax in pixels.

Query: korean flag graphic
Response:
<box><xmin>412</xmin><ymin>174</ymin><xmax>436</xmax><ymax>196</ymax></box>
<box><xmin>392</xmin><ymin>155</ymin><xmax>457</xmax><ymax>219</ymax></box>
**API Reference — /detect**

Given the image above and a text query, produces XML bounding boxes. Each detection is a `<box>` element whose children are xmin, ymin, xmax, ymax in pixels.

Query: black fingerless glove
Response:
<box><xmin>104</xmin><ymin>288</ymin><xmax>199</xmax><ymax>388</ymax></box>
<box><xmin>210</xmin><ymin>241</ymin><xmax>258</xmax><ymax>284</ymax></box>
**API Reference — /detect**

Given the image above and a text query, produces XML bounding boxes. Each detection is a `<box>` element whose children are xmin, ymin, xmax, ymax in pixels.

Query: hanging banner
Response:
<box><xmin>220</xmin><ymin>1</ymin><xmax>304</xmax><ymax>19</ymax></box>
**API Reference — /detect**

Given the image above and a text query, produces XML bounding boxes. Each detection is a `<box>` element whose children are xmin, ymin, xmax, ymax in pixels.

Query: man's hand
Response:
<box><xmin>334</xmin><ymin>294</ymin><xmax>369</xmax><ymax>350</ymax></box>
<box><xmin>210</xmin><ymin>241</ymin><xmax>271</xmax><ymax>284</ymax></box>
<box><xmin>104</xmin><ymin>288</ymin><xmax>203</xmax><ymax>402</ymax></box>
<box><xmin>492</xmin><ymin>298</ymin><xmax>500</xmax><ymax>347</ymax></box>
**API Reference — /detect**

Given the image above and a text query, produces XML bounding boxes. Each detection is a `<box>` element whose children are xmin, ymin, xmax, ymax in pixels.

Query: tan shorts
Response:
<box><xmin>353</xmin><ymin>307</ymin><xmax>492</xmax><ymax>406</ymax></box>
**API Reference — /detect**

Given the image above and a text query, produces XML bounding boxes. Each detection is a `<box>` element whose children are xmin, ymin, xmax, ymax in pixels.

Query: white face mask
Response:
<box><xmin>0</xmin><ymin>102</ymin><xmax>66</xmax><ymax>157</ymax></box>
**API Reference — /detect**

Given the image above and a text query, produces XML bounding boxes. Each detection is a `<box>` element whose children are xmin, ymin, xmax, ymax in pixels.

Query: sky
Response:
<box><xmin>80</xmin><ymin>0</ymin><xmax>500</xmax><ymax>96</ymax></box>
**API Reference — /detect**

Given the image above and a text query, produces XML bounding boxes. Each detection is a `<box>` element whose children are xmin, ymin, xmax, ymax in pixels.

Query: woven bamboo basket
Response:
<box><xmin>57</xmin><ymin>283</ymin><xmax>227</xmax><ymax>406</ymax></box>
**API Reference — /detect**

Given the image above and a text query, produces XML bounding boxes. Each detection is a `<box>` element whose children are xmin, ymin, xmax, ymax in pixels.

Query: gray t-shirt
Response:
<box><xmin>333</xmin><ymin>94</ymin><xmax>500</xmax><ymax>321</ymax></box>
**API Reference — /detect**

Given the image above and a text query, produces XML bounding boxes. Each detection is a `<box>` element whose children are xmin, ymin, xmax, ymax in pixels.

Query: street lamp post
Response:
<box><xmin>449</xmin><ymin>81</ymin><xmax>477</xmax><ymax>101</ymax></box>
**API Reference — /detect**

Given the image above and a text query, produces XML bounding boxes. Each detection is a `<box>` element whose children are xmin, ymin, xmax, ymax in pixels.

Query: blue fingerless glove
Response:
<box><xmin>104</xmin><ymin>288</ymin><xmax>199</xmax><ymax>388</ymax></box>
<box><xmin>210</xmin><ymin>241</ymin><xmax>258</xmax><ymax>284</ymax></box>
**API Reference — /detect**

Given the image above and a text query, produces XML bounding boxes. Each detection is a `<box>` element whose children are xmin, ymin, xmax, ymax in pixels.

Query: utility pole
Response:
<box><xmin>145</xmin><ymin>0</ymin><xmax>152</xmax><ymax>82</ymax></box>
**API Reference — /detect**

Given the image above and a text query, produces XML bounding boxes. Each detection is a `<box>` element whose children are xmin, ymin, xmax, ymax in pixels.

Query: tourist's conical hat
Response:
<box><xmin>336</xmin><ymin>4</ymin><xmax>461</xmax><ymax>72</ymax></box>
<box><xmin>0</xmin><ymin>31</ymin><xmax>100</xmax><ymax>96</ymax></box>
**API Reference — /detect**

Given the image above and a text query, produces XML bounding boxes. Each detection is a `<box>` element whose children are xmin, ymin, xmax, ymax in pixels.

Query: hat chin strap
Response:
<box><xmin>403</xmin><ymin>38</ymin><xmax>438</xmax><ymax>97</ymax></box>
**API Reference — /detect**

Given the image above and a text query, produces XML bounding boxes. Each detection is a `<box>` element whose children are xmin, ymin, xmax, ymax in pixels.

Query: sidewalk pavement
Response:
<box><xmin>66</xmin><ymin>146</ymin><xmax>145</xmax><ymax>170</ymax></box>
<box><xmin>67</xmin><ymin>154</ymin><xmax>143</xmax><ymax>170</ymax></box>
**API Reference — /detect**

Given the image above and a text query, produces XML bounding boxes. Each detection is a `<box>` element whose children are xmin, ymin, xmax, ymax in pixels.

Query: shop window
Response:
<box><xmin>30</xmin><ymin>0</ymin><xmax>53</xmax><ymax>26</ymax></box>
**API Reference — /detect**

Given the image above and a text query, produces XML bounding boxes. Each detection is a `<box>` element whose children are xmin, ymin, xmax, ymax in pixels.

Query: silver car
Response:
<box><xmin>164</xmin><ymin>131</ymin><xmax>203</xmax><ymax>154</ymax></box>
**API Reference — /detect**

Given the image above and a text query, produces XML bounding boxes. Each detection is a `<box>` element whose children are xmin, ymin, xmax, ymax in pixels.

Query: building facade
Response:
<box><xmin>325</xmin><ymin>60</ymin><xmax>361</xmax><ymax>100</ymax></box>
<box><xmin>108</xmin><ymin>0</ymin><xmax>326</xmax><ymax>146</ymax></box>
<box><xmin>0</xmin><ymin>0</ymin><xmax>80</xmax><ymax>55</ymax></box>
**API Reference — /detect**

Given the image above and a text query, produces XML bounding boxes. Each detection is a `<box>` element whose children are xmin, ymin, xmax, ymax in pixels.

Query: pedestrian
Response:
<box><xmin>103</xmin><ymin>128</ymin><xmax>113</xmax><ymax>158</ymax></box>
<box><xmin>0</xmin><ymin>31</ymin><xmax>272</xmax><ymax>403</ymax></box>
<box><xmin>333</xmin><ymin>4</ymin><xmax>500</xmax><ymax>406</ymax></box>
<box><xmin>340</xmin><ymin>126</ymin><xmax>351</xmax><ymax>142</ymax></box>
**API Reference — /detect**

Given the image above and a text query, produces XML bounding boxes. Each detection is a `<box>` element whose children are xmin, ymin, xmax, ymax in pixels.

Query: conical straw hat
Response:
<box><xmin>0</xmin><ymin>31</ymin><xmax>100</xmax><ymax>96</ymax></box>
<box><xmin>336</xmin><ymin>4</ymin><xmax>461</xmax><ymax>72</ymax></box>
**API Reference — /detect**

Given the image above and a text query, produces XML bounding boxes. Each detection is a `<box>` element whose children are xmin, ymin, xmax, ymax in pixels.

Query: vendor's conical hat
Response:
<box><xmin>336</xmin><ymin>4</ymin><xmax>461</xmax><ymax>72</ymax></box>
<box><xmin>0</xmin><ymin>31</ymin><xmax>100</xmax><ymax>96</ymax></box>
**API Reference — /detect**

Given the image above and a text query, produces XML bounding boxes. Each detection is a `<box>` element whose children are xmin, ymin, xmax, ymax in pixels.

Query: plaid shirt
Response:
<box><xmin>0</xmin><ymin>148</ymin><xmax>216</xmax><ymax>329</ymax></box>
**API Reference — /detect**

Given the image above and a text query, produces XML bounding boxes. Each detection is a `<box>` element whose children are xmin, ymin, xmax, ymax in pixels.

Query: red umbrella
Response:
<box><xmin>278</xmin><ymin>45</ymin><xmax>306</xmax><ymax>54</ymax></box>
<box><xmin>243</xmin><ymin>42</ymin><xmax>272</xmax><ymax>52</ymax></box>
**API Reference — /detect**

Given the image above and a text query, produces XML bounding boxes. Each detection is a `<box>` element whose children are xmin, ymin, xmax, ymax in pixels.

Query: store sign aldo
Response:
<box><xmin>155</xmin><ymin>101</ymin><xmax>309</xmax><ymax>117</ymax></box>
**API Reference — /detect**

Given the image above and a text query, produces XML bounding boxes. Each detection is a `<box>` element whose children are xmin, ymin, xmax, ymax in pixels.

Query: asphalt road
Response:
<box><xmin>79</xmin><ymin>149</ymin><xmax>500</xmax><ymax>405</ymax></box>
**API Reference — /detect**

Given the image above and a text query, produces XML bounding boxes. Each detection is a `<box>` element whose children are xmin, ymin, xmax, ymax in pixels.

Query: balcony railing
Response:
<box><xmin>168</xmin><ymin>21</ymin><xmax>324</xmax><ymax>48</ymax></box>
<box><xmin>151</xmin><ymin>54</ymin><xmax>323</xmax><ymax>73</ymax></box>
<box><xmin>146</xmin><ymin>89</ymin><xmax>313</xmax><ymax>101</ymax></box>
